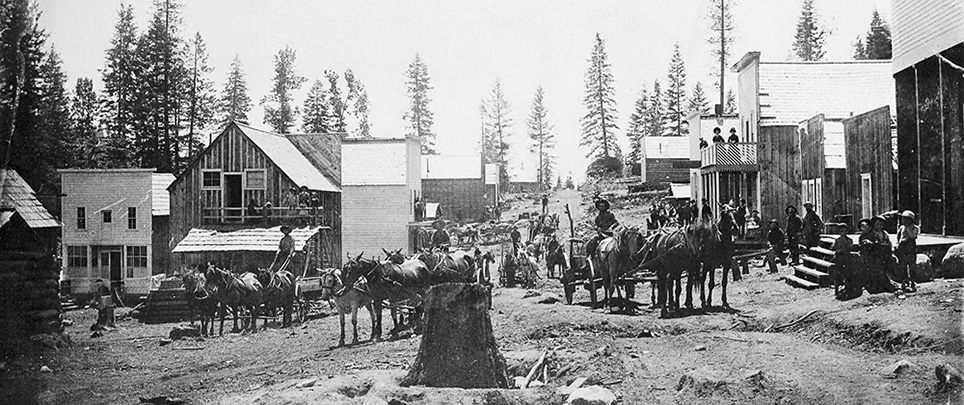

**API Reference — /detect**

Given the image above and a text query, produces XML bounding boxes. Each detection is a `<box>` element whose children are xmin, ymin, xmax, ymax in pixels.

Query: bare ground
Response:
<box><xmin>2</xmin><ymin>189</ymin><xmax>962</xmax><ymax>404</ymax></box>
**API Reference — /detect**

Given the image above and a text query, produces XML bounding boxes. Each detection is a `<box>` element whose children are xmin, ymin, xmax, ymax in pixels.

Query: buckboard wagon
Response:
<box><xmin>561</xmin><ymin>238</ymin><xmax>604</xmax><ymax>306</ymax></box>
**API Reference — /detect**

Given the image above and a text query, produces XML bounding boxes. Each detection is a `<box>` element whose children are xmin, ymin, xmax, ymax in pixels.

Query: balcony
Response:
<box><xmin>700</xmin><ymin>142</ymin><xmax>758</xmax><ymax>172</ymax></box>
<box><xmin>202</xmin><ymin>206</ymin><xmax>327</xmax><ymax>227</ymax></box>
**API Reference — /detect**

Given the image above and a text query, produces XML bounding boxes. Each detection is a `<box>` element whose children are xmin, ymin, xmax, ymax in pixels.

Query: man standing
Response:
<box><xmin>541</xmin><ymin>193</ymin><xmax>549</xmax><ymax>216</ymax></box>
<box><xmin>735</xmin><ymin>199</ymin><xmax>748</xmax><ymax>238</ymax></box>
<box><xmin>785</xmin><ymin>205</ymin><xmax>803</xmax><ymax>265</ymax></box>
<box><xmin>801</xmin><ymin>202</ymin><xmax>823</xmax><ymax>249</ymax></box>
<box><xmin>431</xmin><ymin>220</ymin><xmax>451</xmax><ymax>251</ymax></box>
<box><xmin>700</xmin><ymin>198</ymin><xmax>713</xmax><ymax>223</ymax></box>
<box><xmin>765</xmin><ymin>220</ymin><xmax>786</xmax><ymax>273</ymax></box>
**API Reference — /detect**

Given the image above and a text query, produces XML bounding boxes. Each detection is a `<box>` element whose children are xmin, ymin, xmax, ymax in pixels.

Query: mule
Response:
<box><xmin>263</xmin><ymin>269</ymin><xmax>298</xmax><ymax>327</ymax></box>
<box><xmin>593</xmin><ymin>226</ymin><xmax>645</xmax><ymax>312</ymax></box>
<box><xmin>638</xmin><ymin>223</ymin><xmax>718</xmax><ymax>318</ymax></box>
<box><xmin>319</xmin><ymin>267</ymin><xmax>374</xmax><ymax>346</ymax></box>
<box><xmin>182</xmin><ymin>268</ymin><xmax>217</xmax><ymax>337</ymax></box>
<box><xmin>343</xmin><ymin>253</ymin><xmax>425</xmax><ymax>340</ymax></box>
<box><xmin>205</xmin><ymin>265</ymin><xmax>263</xmax><ymax>334</ymax></box>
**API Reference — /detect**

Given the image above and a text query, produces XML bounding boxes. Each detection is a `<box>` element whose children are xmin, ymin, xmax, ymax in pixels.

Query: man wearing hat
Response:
<box><xmin>587</xmin><ymin>198</ymin><xmax>619</xmax><ymax>258</ymax></box>
<box><xmin>270</xmin><ymin>225</ymin><xmax>296</xmax><ymax>272</ymax></box>
<box><xmin>785</xmin><ymin>205</ymin><xmax>803</xmax><ymax>265</ymax></box>
<box><xmin>711</xmin><ymin>127</ymin><xmax>725</xmax><ymax>143</ymax></box>
<box><xmin>727</xmin><ymin>127</ymin><xmax>740</xmax><ymax>143</ymax></box>
<box><xmin>896</xmin><ymin>210</ymin><xmax>919</xmax><ymax>292</ymax></box>
<box><xmin>801</xmin><ymin>202</ymin><xmax>823</xmax><ymax>249</ymax></box>
<box><xmin>700</xmin><ymin>198</ymin><xmax>713</xmax><ymax>223</ymax></box>
<box><xmin>431</xmin><ymin>220</ymin><xmax>451</xmax><ymax>251</ymax></box>
<box><xmin>765</xmin><ymin>219</ymin><xmax>786</xmax><ymax>273</ymax></box>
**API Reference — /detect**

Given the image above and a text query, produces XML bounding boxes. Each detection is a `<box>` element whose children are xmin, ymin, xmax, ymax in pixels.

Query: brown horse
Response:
<box><xmin>319</xmin><ymin>267</ymin><xmax>374</xmax><ymax>346</ymax></box>
<box><xmin>343</xmin><ymin>253</ymin><xmax>426</xmax><ymax>340</ymax></box>
<box><xmin>641</xmin><ymin>223</ymin><xmax>718</xmax><ymax>318</ymax></box>
<box><xmin>182</xmin><ymin>267</ymin><xmax>217</xmax><ymax>337</ymax></box>
<box><xmin>205</xmin><ymin>265</ymin><xmax>263</xmax><ymax>334</ymax></box>
<box><xmin>414</xmin><ymin>250</ymin><xmax>477</xmax><ymax>284</ymax></box>
<box><xmin>545</xmin><ymin>236</ymin><xmax>567</xmax><ymax>279</ymax></box>
<box><xmin>263</xmin><ymin>270</ymin><xmax>298</xmax><ymax>327</ymax></box>
<box><xmin>697</xmin><ymin>223</ymin><xmax>736</xmax><ymax>308</ymax></box>
<box><xmin>593</xmin><ymin>226</ymin><xmax>645</xmax><ymax>312</ymax></box>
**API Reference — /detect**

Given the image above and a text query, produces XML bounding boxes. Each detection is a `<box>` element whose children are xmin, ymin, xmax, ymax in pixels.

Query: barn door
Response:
<box><xmin>861</xmin><ymin>173</ymin><xmax>873</xmax><ymax>219</ymax></box>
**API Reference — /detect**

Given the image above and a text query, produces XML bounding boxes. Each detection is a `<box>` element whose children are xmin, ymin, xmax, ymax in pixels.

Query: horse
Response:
<box><xmin>181</xmin><ymin>267</ymin><xmax>217</xmax><ymax>337</ymax></box>
<box><xmin>593</xmin><ymin>226</ymin><xmax>645</xmax><ymax>312</ymax></box>
<box><xmin>545</xmin><ymin>237</ymin><xmax>567</xmax><ymax>279</ymax></box>
<box><xmin>263</xmin><ymin>269</ymin><xmax>298</xmax><ymax>327</ymax></box>
<box><xmin>382</xmin><ymin>248</ymin><xmax>406</xmax><ymax>265</ymax></box>
<box><xmin>640</xmin><ymin>223</ymin><xmax>718</xmax><ymax>318</ymax></box>
<box><xmin>473</xmin><ymin>247</ymin><xmax>495</xmax><ymax>284</ymax></box>
<box><xmin>343</xmin><ymin>253</ymin><xmax>426</xmax><ymax>340</ymax></box>
<box><xmin>319</xmin><ymin>267</ymin><xmax>374</xmax><ymax>346</ymax></box>
<box><xmin>204</xmin><ymin>265</ymin><xmax>263</xmax><ymax>334</ymax></box>
<box><xmin>698</xmin><ymin>223</ymin><xmax>736</xmax><ymax>308</ymax></box>
<box><xmin>413</xmin><ymin>249</ymin><xmax>477</xmax><ymax>284</ymax></box>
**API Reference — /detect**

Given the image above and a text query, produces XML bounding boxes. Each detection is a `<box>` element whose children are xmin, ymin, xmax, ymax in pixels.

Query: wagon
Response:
<box><xmin>561</xmin><ymin>238</ymin><xmax>605</xmax><ymax>307</ymax></box>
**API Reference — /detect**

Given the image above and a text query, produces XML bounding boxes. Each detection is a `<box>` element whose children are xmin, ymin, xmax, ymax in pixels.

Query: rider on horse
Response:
<box><xmin>586</xmin><ymin>198</ymin><xmax>619</xmax><ymax>258</ymax></box>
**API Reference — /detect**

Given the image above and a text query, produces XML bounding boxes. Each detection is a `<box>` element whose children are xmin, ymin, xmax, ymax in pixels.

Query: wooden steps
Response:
<box><xmin>794</xmin><ymin>265</ymin><xmax>829</xmax><ymax>280</ymax></box>
<box><xmin>784</xmin><ymin>274</ymin><xmax>820</xmax><ymax>290</ymax></box>
<box><xmin>809</xmin><ymin>246</ymin><xmax>835</xmax><ymax>257</ymax></box>
<box><xmin>785</xmin><ymin>241</ymin><xmax>835</xmax><ymax>290</ymax></box>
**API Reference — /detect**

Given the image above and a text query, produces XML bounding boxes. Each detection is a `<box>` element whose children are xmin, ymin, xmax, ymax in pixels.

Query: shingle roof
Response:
<box><xmin>151</xmin><ymin>173</ymin><xmax>175</xmax><ymax>216</ymax></box>
<box><xmin>343</xmin><ymin>140</ymin><xmax>407</xmax><ymax>185</ymax></box>
<box><xmin>235</xmin><ymin>124</ymin><xmax>341</xmax><ymax>192</ymax></box>
<box><xmin>171</xmin><ymin>225</ymin><xmax>326</xmax><ymax>253</ymax></box>
<box><xmin>758</xmin><ymin>61</ymin><xmax>894</xmax><ymax>124</ymax></box>
<box><xmin>643</xmin><ymin>137</ymin><xmax>690</xmax><ymax>160</ymax></box>
<box><xmin>422</xmin><ymin>154</ymin><xmax>482</xmax><ymax>180</ymax></box>
<box><xmin>0</xmin><ymin>170</ymin><xmax>59</xmax><ymax>229</ymax></box>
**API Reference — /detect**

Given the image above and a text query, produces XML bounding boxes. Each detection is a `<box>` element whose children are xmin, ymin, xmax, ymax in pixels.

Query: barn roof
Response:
<box><xmin>422</xmin><ymin>154</ymin><xmax>482</xmax><ymax>180</ymax></box>
<box><xmin>757</xmin><ymin>60</ymin><xmax>894</xmax><ymax>124</ymax></box>
<box><xmin>0</xmin><ymin>170</ymin><xmax>59</xmax><ymax>229</ymax></box>
<box><xmin>152</xmin><ymin>173</ymin><xmax>175</xmax><ymax>216</ymax></box>
<box><xmin>171</xmin><ymin>225</ymin><xmax>327</xmax><ymax>253</ymax></box>
<box><xmin>643</xmin><ymin>137</ymin><xmax>690</xmax><ymax>159</ymax></box>
<box><xmin>235</xmin><ymin>124</ymin><xmax>341</xmax><ymax>192</ymax></box>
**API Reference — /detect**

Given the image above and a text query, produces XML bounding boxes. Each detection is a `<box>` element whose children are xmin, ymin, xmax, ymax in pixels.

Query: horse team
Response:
<box><xmin>179</xmin><ymin>246</ymin><xmax>492</xmax><ymax>347</ymax></box>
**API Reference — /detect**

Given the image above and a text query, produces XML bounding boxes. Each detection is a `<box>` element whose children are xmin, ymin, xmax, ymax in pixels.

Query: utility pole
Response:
<box><xmin>718</xmin><ymin>0</ymin><xmax>726</xmax><ymax>114</ymax></box>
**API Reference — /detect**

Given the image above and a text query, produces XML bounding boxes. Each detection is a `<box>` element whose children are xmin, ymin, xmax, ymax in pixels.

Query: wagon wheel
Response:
<box><xmin>296</xmin><ymin>287</ymin><xmax>308</xmax><ymax>323</ymax></box>
<box><xmin>564</xmin><ymin>282</ymin><xmax>575</xmax><ymax>305</ymax></box>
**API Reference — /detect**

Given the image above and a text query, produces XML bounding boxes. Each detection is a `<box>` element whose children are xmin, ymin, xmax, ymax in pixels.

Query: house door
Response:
<box><xmin>861</xmin><ymin>173</ymin><xmax>873</xmax><ymax>219</ymax></box>
<box><xmin>99</xmin><ymin>250</ymin><xmax>122</xmax><ymax>292</ymax></box>
<box><xmin>224</xmin><ymin>174</ymin><xmax>243</xmax><ymax>208</ymax></box>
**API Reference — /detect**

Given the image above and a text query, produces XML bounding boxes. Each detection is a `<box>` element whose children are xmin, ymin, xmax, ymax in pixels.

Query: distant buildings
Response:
<box><xmin>421</xmin><ymin>154</ymin><xmax>486</xmax><ymax>222</ymax></box>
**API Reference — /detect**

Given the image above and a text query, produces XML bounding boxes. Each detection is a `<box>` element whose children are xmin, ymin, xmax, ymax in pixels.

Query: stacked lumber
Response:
<box><xmin>0</xmin><ymin>251</ymin><xmax>63</xmax><ymax>354</ymax></box>
<box><xmin>141</xmin><ymin>288</ymin><xmax>190</xmax><ymax>324</ymax></box>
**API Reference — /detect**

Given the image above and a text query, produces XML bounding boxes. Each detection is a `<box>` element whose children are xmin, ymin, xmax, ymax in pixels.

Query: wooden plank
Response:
<box><xmin>784</xmin><ymin>274</ymin><xmax>820</xmax><ymax>290</ymax></box>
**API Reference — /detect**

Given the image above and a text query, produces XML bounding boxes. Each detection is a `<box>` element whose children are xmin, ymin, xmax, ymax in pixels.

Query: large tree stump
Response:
<box><xmin>400</xmin><ymin>283</ymin><xmax>509</xmax><ymax>388</ymax></box>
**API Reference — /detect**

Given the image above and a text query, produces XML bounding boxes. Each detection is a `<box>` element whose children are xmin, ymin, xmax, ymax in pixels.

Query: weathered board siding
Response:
<box><xmin>801</xmin><ymin>115</ymin><xmax>825</xmax><ymax>182</ymax></box>
<box><xmin>892</xmin><ymin>0</ymin><xmax>964</xmax><ymax>73</ymax></box>
<box><xmin>801</xmin><ymin>115</ymin><xmax>850</xmax><ymax>222</ymax></box>
<box><xmin>896</xmin><ymin>43</ymin><xmax>964</xmax><ymax>236</ymax></box>
<box><xmin>844</xmin><ymin>106</ymin><xmax>894</xmax><ymax>225</ymax></box>
<box><xmin>422</xmin><ymin>178</ymin><xmax>485</xmax><ymax>222</ymax></box>
<box><xmin>169</xmin><ymin>124</ymin><xmax>342</xmax><ymax>267</ymax></box>
<box><xmin>644</xmin><ymin>159</ymin><xmax>691</xmax><ymax>183</ymax></box>
<box><xmin>758</xmin><ymin>125</ymin><xmax>801</xmax><ymax>224</ymax></box>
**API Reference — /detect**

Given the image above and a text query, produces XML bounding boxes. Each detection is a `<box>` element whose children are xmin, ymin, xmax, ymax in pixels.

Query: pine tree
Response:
<box><xmin>860</xmin><ymin>10</ymin><xmax>892</xmax><ymax>60</ymax></box>
<box><xmin>688</xmin><ymin>81</ymin><xmax>710</xmax><ymax>115</ymax></box>
<box><xmin>645</xmin><ymin>80</ymin><xmax>664</xmax><ymax>139</ymax></box>
<box><xmin>480</xmin><ymin>79</ymin><xmax>512</xmax><ymax>169</ymax></box>
<box><xmin>404</xmin><ymin>53</ymin><xmax>435</xmax><ymax>154</ymax></box>
<box><xmin>663</xmin><ymin>43</ymin><xmax>687</xmax><ymax>136</ymax></box>
<box><xmin>325</xmin><ymin>70</ymin><xmax>346</xmax><ymax>133</ymax></box>
<box><xmin>182</xmin><ymin>32</ymin><xmax>215</xmax><ymax>162</ymax></box>
<box><xmin>302</xmin><ymin>79</ymin><xmax>329</xmax><ymax>133</ymax></box>
<box><xmin>625</xmin><ymin>87</ymin><xmax>648</xmax><ymax>176</ymax></box>
<box><xmin>853</xmin><ymin>37</ymin><xmax>867</xmax><ymax>60</ymax></box>
<box><xmin>38</xmin><ymin>49</ymin><xmax>74</xmax><ymax>173</ymax></box>
<box><xmin>580</xmin><ymin>33</ymin><xmax>620</xmax><ymax>162</ymax></box>
<box><xmin>71</xmin><ymin>77</ymin><xmax>100</xmax><ymax>167</ymax></box>
<box><xmin>344</xmin><ymin>68</ymin><xmax>371</xmax><ymax>138</ymax></box>
<box><xmin>707</xmin><ymin>0</ymin><xmax>735</xmax><ymax>110</ymax></box>
<box><xmin>261</xmin><ymin>46</ymin><xmax>307</xmax><ymax>134</ymax></box>
<box><xmin>526</xmin><ymin>86</ymin><xmax>555</xmax><ymax>190</ymax></box>
<box><xmin>724</xmin><ymin>89</ymin><xmax>737</xmax><ymax>114</ymax></box>
<box><xmin>218</xmin><ymin>54</ymin><xmax>251</xmax><ymax>126</ymax></box>
<box><xmin>792</xmin><ymin>0</ymin><xmax>828</xmax><ymax>61</ymax></box>
<box><xmin>99</xmin><ymin>3</ymin><xmax>138</xmax><ymax>169</ymax></box>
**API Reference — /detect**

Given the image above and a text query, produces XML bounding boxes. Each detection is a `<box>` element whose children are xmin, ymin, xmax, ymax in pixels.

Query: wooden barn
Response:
<box><xmin>59</xmin><ymin>169</ymin><xmax>174</xmax><ymax>300</ymax></box>
<box><xmin>892</xmin><ymin>0</ymin><xmax>964</xmax><ymax>236</ymax></box>
<box><xmin>642</xmin><ymin>136</ymin><xmax>692</xmax><ymax>184</ymax></box>
<box><xmin>724</xmin><ymin>51</ymin><xmax>894</xmax><ymax>223</ymax></box>
<box><xmin>168</xmin><ymin>123</ymin><xmax>342</xmax><ymax>268</ymax></box>
<box><xmin>421</xmin><ymin>154</ymin><xmax>486</xmax><ymax>222</ymax></box>
<box><xmin>1</xmin><ymin>170</ymin><xmax>62</xmax><ymax>355</ymax></box>
<box><xmin>342</xmin><ymin>136</ymin><xmax>421</xmax><ymax>257</ymax></box>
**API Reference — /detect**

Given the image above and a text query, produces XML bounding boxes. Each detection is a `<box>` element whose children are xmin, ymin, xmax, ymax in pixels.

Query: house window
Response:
<box><xmin>125</xmin><ymin>246</ymin><xmax>148</xmax><ymax>277</ymax></box>
<box><xmin>77</xmin><ymin>207</ymin><xmax>86</xmax><ymax>230</ymax></box>
<box><xmin>245</xmin><ymin>170</ymin><xmax>266</xmax><ymax>189</ymax></box>
<box><xmin>127</xmin><ymin>207</ymin><xmax>137</xmax><ymax>229</ymax></box>
<box><xmin>67</xmin><ymin>246</ymin><xmax>87</xmax><ymax>268</ymax></box>
<box><xmin>202</xmin><ymin>171</ymin><xmax>221</xmax><ymax>188</ymax></box>
<box><xmin>103</xmin><ymin>210</ymin><xmax>112</xmax><ymax>223</ymax></box>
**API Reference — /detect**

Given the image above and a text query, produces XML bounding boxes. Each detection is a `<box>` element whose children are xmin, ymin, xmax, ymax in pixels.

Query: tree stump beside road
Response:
<box><xmin>401</xmin><ymin>283</ymin><xmax>509</xmax><ymax>388</ymax></box>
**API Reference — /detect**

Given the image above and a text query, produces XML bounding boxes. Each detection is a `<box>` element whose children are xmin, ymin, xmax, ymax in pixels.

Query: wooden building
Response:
<box><xmin>799</xmin><ymin>114</ymin><xmax>847</xmax><ymax>222</ymax></box>
<box><xmin>641</xmin><ymin>136</ymin><xmax>693</xmax><ymax>184</ymax></box>
<box><xmin>1</xmin><ymin>170</ymin><xmax>59</xmax><ymax>252</ymax></box>
<box><xmin>168</xmin><ymin>123</ymin><xmax>343</xmax><ymax>268</ymax></box>
<box><xmin>171</xmin><ymin>226</ymin><xmax>328</xmax><ymax>276</ymax></box>
<box><xmin>342</xmin><ymin>136</ymin><xmax>421</xmax><ymax>257</ymax></box>
<box><xmin>421</xmin><ymin>154</ymin><xmax>486</xmax><ymax>222</ymax></box>
<box><xmin>892</xmin><ymin>0</ymin><xmax>964</xmax><ymax>236</ymax></box>
<box><xmin>507</xmin><ymin>158</ymin><xmax>541</xmax><ymax>193</ymax></box>
<box><xmin>843</xmin><ymin>106</ymin><xmax>896</xmax><ymax>223</ymax></box>
<box><xmin>721</xmin><ymin>51</ymin><xmax>894</xmax><ymax>223</ymax></box>
<box><xmin>59</xmin><ymin>169</ymin><xmax>173</xmax><ymax>300</ymax></box>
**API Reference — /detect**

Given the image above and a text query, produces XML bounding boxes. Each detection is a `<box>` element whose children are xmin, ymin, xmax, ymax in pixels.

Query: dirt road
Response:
<box><xmin>2</xmin><ymin>189</ymin><xmax>962</xmax><ymax>404</ymax></box>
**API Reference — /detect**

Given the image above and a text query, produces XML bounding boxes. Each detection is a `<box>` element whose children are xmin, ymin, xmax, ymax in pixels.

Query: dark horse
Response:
<box><xmin>641</xmin><ymin>223</ymin><xmax>718</xmax><ymax>318</ymax></box>
<box><xmin>205</xmin><ymin>265</ymin><xmax>263</xmax><ymax>334</ymax></box>
<box><xmin>343</xmin><ymin>253</ymin><xmax>429</xmax><ymax>340</ymax></box>
<box><xmin>413</xmin><ymin>249</ymin><xmax>477</xmax><ymax>284</ymax></box>
<box><xmin>182</xmin><ymin>267</ymin><xmax>217</xmax><ymax>337</ymax></box>
<box><xmin>545</xmin><ymin>236</ymin><xmax>567</xmax><ymax>279</ymax></box>
<box><xmin>592</xmin><ymin>226</ymin><xmax>645</xmax><ymax>312</ymax></box>
<box><xmin>262</xmin><ymin>269</ymin><xmax>298</xmax><ymax>327</ymax></box>
<box><xmin>697</xmin><ymin>223</ymin><xmax>736</xmax><ymax>308</ymax></box>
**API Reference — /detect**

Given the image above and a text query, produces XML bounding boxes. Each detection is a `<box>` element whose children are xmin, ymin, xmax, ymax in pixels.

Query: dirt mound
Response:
<box><xmin>524</xmin><ymin>319</ymin><xmax>679</xmax><ymax>341</ymax></box>
<box><xmin>675</xmin><ymin>368</ymin><xmax>803</xmax><ymax>404</ymax></box>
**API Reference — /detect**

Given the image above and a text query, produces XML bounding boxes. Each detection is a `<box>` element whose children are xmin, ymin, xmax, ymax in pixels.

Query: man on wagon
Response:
<box><xmin>586</xmin><ymin>197</ymin><xmax>619</xmax><ymax>258</ymax></box>
<box><xmin>269</xmin><ymin>225</ymin><xmax>296</xmax><ymax>272</ymax></box>
<box><xmin>431</xmin><ymin>220</ymin><xmax>451</xmax><ymax>251</ymax></box>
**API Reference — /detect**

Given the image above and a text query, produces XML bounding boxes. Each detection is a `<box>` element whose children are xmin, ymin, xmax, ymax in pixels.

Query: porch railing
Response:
<box><xmin>201</xmin><ymin>206</ymin><xmax>325</xmax><ymax>226</ymax></box>
<box><xmin>701</xmin><ymin>142</ymin><xmax>757</xmax><ymax>168</ymax></box>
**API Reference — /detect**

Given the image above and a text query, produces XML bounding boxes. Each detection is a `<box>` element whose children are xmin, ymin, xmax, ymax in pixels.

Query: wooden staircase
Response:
<box><xmin>784</xmin><ymin>237</ymin><xmax>835</xmax><ymax>289</ymax></box>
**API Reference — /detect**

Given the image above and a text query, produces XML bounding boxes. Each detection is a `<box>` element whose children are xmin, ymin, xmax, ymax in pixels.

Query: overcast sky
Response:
<box><xmin>38</xmin><ymin>0</ymin><xmax>891</xmax><ymax>182</ymax></box>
